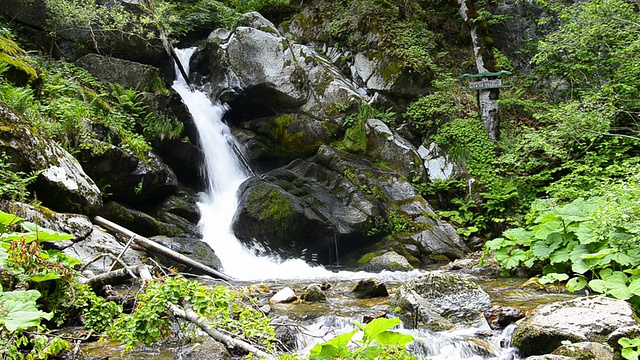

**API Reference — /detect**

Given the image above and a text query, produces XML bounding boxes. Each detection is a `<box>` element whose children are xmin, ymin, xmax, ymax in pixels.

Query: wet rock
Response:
<box><xmin>391</xmin><ymin>271</ymin><xmax>491</xmax><ymax>330</ymax></box>
<box><xmin>301</xmin><ymin>284</ymin><xmax>327</xmax><ymax>302</ymax></box>
<box><xmin>150</xmin><ymin>235</ymin><xmax>222</xmax><ymax>272</ymax></box>
<box><xmin>274</xmin><ymin>318</ymin><xmax>297</xmax><ymax>352</ymax></box>
<box><xmin>362</xmin><ymin>251</ymin><xmax>413</xmax><ymax>272</ymax></box>
<box><xmin>484</xmin><ymin>305</ymin><xmax>526</xmax><ymax>330</ymax></box>
<box><xmin>512</xmin><ymin>296</ymin><xmax>639</xmax><ymax>357</ymax></box>
<box><xmin>607</xmin><ymin>325</ymin><xmax>640</xmax><ymax>353</ymax></box>
<box><xmin>524</xmin><ymin>356</ymin><xmax>573</xmax><ymax>360</ymax></box>
<box><xmin>99</xmin><ymin>201</ymin><xmax>185</xmax><ymax>238</ymax></box>
<box><xmin>271</xmin><ymin>287</ymin><xmax>297</xmax><ymax>303</ymax></box>
<box><xmin>352</xmin><ymin>279</ymin><xmax>389</xmax><ymax>299</ymax></box>
<box><xmin>183</xmin><ymin>339</ymin><xmax>231</xmax><ymax>360</ymax></box>
<box><xmin>551</xmin><ymin>342</ymin><xmax>614</xmax><ymax>360</ymax></box>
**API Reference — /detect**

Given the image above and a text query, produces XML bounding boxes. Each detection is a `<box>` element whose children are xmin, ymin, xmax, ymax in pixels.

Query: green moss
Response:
<box><xmin>387</xmin><ymin>261</ymin><xmax>413</xmax><ymax>271</ymax></box>
<box><xmin>0</xmin><ymin>35</ymin><xmax>38</xmax><ymax>85</ymax></box>
<box><xmin>357</xmin><ymin>252</ymin><xmax>378</xmax><ymax>264</ymax></box>
<box><xmin>335</xmin><ymin>122</ymin><xmax>368</xmax><ymax>154</ymax></box>
<box><xmin>263</xmin><ymin>189</ymin><xmax>293</xmax><ymax>222</ymax></box>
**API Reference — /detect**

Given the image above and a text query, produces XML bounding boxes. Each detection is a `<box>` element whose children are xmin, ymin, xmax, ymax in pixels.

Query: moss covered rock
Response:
<box><xmin>0</xmin><ymin>34</ymin><xmax>38</xmax><ymax>85</ymax></box>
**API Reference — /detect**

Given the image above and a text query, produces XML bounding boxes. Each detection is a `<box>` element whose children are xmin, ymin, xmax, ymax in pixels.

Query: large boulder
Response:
<box><xmin>75</xmin><ymin>54</ymin><xmax>165</xmax><ymax>92</ymax></box>
<box><xmin>0</xmin><ymin>104</ymin><xmax>102</xmax><ymax>214</ymax></box>
<box><xmin>191</xmin><ymin>21</ymin><xmax>365</xmax><ymax>133</ymax></box>
<box><xmin>390</xmin><ymin>271</ymin><xmax>491</xmax><ymax>330</ymax></box>
<box><xmin>512</xmin><ymin>296</ymin><xmax>639</xmax><ymax>357</ymax></box>
<box><xmin>232</xmin><ymin>145</ymin><xmax>467</xmax><ymax>266</ymax></box>
<box><xmin>77</xmin><ymin>140</ymin><xmax>179</xmax><ymax>206</ymax></box>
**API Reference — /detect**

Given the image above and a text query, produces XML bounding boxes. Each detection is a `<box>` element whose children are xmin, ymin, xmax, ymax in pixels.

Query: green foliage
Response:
<box><xmin>484</xmin><ymin>172</ymin><xmax>640</xmax><ymax>302</ymax></box>
<box><xmin>620</xmin><ymin>337</ymin><xmax>640</xmax><ymax>360</ymax></box>
<box><xmin>309</xmin><ymin>317</ymin><xmax>416</xmax><ymax>360</ymax></box>
<box><xmin>107</xmin><ymin>275</ymin><xmax>275</xmax><ymax>353</ymax></box>
<box><xmin>0</xmin><ymin>153</ymin><xmax>40</xmax><ymax>202</ymax></box>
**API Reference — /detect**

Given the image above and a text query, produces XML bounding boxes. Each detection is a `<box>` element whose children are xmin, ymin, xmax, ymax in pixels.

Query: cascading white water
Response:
<box><xmin>171</xmin><ymin>48</ymin><xmax>340</xmax><ymax>281</ymax></box>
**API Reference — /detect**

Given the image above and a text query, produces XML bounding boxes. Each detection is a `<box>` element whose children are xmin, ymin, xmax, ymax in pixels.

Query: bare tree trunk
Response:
<box><xmin>93</xmin><ymin>216</ymin><xmax>235</xmax><ymax>282</ymax></box>
<box><xmin>168</xmin><ymin>301</ymin><xmax>275</xmax><ymax>359</ymax></box>
<box><xmin>457</xmin><ymin>0</ymin><xmax>501</xmax><ymax>140</ymax></box>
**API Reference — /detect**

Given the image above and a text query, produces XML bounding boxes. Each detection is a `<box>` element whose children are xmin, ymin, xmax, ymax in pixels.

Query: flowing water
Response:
<box><xmin>171</xmin><ymin>48</ymin><xmax>522</xmax><ymax>359</ymax></box>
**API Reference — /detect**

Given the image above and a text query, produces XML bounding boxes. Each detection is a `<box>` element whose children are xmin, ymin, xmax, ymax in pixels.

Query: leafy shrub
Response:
<box><xmin>309</xmin><ymin>317</ymin><xmax>416</xmax><ymax>360</ymax></box>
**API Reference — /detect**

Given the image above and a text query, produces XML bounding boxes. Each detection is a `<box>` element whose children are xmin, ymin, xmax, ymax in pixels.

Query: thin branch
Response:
<box><xmin>582</xmin><ymin>128</ymin><xmax>640</xmax><ymax>142</ymax></box>
<box><xmin>168</xmin><ymin>300</ymin><xmax>275</xmax><ymax>360</ymax></box>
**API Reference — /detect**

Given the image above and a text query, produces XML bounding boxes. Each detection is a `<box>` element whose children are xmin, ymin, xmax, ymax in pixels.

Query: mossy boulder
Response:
<box><xmin>0</xmin><ymin>104</ymin><xmax>102</xmax><ymax>214</ymax></box>
<box><xmin>300</xmin><ymin>284</ymin><xmax>327</xmax><ymax>302</ymax></box>
<box><xmin>352</xmin><ymin>279</ymin><xmax>389</xmax><ymax>299</ymax></box>
<box><xmin>390</xmin><ymin>271</ymin><xmax>491</xmax><ymax>330</ymax></box>
<box><xmin>512</xmin><ymin>296</ymin><xmax>639</xmax><ymax>357</ymax></box>
<box><xmin>362</xmin><ymin>251</ymin><xmax>413</xmax><ymax>272</ymax></box>
<box><xmin>0</xmin><ymin>34</ymin><xmax>38</xmax><ymax>85</ymax></box>
<box><xmin>75</xmin><ymin>54</ymin><xmax>165</xmax><ymax>92</ymax></box>
<box><xmin>551</xmin><ymin>342</ymin><xmax>613</xmax><ymax>360</ymax></box>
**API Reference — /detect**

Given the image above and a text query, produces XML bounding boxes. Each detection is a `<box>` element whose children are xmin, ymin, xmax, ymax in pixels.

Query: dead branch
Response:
<box><xmin>93</xmin><ymin>216</ymin><xmax>234</xmax><ymax>282</ymax></box>
<box><xmin>83</xmin><ymin>264</ymin><xmax>153</xmax><ymax>290</ymax></box>
<box><xmin>168</xmin><ymin>300</ymin><xmax>274</xmax><ymax>360</ymax></box>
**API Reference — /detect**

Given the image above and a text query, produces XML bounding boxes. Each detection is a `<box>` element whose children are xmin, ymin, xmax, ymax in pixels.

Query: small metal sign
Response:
<box><xmin>467</xmin><ymin>79</ymin><xmax>503</xmax><ymax>90</ymax></box>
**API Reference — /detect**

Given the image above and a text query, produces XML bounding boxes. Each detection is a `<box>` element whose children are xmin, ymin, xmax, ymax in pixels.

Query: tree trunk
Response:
<box><xmin>456</xmin><ymin>0</ymin><xmax>500</xmax><ymax>140</ymax></box>
<box><xmin>93</xmin><ymin>216</ymin><xmax>235</xmax><ymax>282</ymax></box>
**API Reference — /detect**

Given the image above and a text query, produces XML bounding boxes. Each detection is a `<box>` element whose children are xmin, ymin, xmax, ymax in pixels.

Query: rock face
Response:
<box><xmin>391</xmin><ymin>271</ymin><xmax>491</xmax><ymax>330</ymax></box>
<box><xmin>512</xmin><ymin>296</ymin><xmax>639</xmax><ymax>357</ymax></box>
<box><xmin>75</xmin><ymin>54</ymin><xmax>164</xmax><ymax>92</ymax></box>
<box><xmin>232</xmin><ymin>145</ymin><xmax>467</xmax><ymax>265</ymax></box>
<box><xmin>0</xmin><ymin>104</ymin><xmax>102</xmax><ymax>213</ymax></box>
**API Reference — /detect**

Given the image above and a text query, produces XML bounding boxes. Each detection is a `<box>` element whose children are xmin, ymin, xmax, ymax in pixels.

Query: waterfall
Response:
<box><xmin>171</xmin><ymin>48</ymin><xmax>335</xmax><ymax>281</ymax></box>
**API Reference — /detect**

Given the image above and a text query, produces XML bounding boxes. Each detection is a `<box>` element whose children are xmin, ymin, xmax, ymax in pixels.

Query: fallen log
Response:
<box><xmin>168</xmin><ymin>300</ymin><xmax>274</xmax><ymax>360</ymax></box>
<box><xmin>84</xmin><ymin>264</ymin><xmax>153</xmax><ymax>290</ymax></box>
<box><xmin>92</xmin><ymin>216</ymin><xmax>234</xmax><ymax>282</ymax></box>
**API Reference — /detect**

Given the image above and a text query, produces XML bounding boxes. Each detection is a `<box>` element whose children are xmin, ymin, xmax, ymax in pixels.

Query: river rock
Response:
<box><xmin>271</xmin><ymin>287</ymin><xmax>297</xmax><ymax>303</ymax></box>
<box><xmin>524</xmin><ymin>356</ymin><xmax>573</xmax><ymax>360</ymax></box>
<box><xmin>362</xmin><ymin>251</ymin><xmax>413</xmax><ymax>272</ymax></box>
<box><xmin>149</xmin><ymin>235</ymin><xmax>222</xmax><ymax>272</ymax></box>
<box><xmin>512</xmin><ymin>296</ymin><xmax>639</xmax><ymax>357</ymax></box>
<box><xmin>352</xmin><ymin>279</ymin><xmax>389</xmax><ymax>299</ymax></box>
<box><xmin>0</xmin><ymin>104</ymin><xmax>102</xmax><ymax>214</ymax></box>
<box><xmin>391</xmin><ymin>271</ymin><xmax>491</xmax><ymax>330</ymax></box>
<box><xmin>551</xmin><ymin>342</ymin><xmax>614</xmax><ymax>360</ymax></box>
<box><xmin>183</xmin><ymin>339</ymin><xmax>231</xmax><ymax>360</ymax></box>
<box><xmin>484</xmin><ymin>305</ymin><xmax>526</xmax><ymax>330</ymax></box>
<box><xmin>301</xmin><ymin>285</ymin><xmax>327</xmax><ymax>302</ymax></box>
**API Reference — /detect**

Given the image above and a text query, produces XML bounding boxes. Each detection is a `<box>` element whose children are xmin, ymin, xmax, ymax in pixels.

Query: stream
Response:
<box><xmin>81</xmin><ymin>48</ymin><xmax>578</xmax><ymax>359</ymax></box>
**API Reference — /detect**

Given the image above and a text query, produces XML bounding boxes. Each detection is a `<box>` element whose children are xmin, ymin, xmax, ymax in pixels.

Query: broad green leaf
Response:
<box><xmin>484</xmin><ymin>237</ymin><xmax>507</xmax><ymax>250</ymax></box>
<box><xmin>533</xmin><ymin>240</ymin><xmax>559</xmax><ymax>259</ymax></box>
<box><xmin>605</xmin><ymin>272</ymin><xmax>632</xmax><ymax>300</ymax></box>
<box><xmin>309</xmin><ymin>329</ymin><xmax>357</xmax><ymax>359</ymax></box>
<box><xmin>628</xmin><ymin>278</ymin><xmax>640</xmax><ymax>297</ymax></box>
<box><xmin>556</xmin><ymin>200</ymin><xmax>589</xmax><ymax>223</ymax></box>
<box><xmin>574</xmin><ymin>222</ymin><xmax>598</xmax><ymax>244</ymax></box>
<box><xmin>619</xmin><ymin>337</ymin><xmax>640</xmax><ymax>348</ymax></box>
<box><xmin>566</xmin><ymin>276</ymin><xmax>588</xmax><ymax>292</ymax></box>
<box><xmin>610</xmin><ymin>253</ymin><xmax>633</xmax><ymax>267</ymax></box>
<box><xmin>0</xmin><ymin>211</ymin><xmax>23</xmax><ymax>229</ymax></box>
<box><xmin>21</xmin><ymin>222</ymin><xmax>74</xmax><ymax>241</ymax></box>
<box><xmin>363</xmin><ymin>317</ymin><xmax>401</xmax><ymax>342</ymax></box>
<box><xmin>549</xmin><ymin>247</ymin><xmax>571</xmax><ymax>264</ymax></box>
<box><xmin>0</xmin><ymin>290</ymin><xmax>52</xmax><ymax>331</ymax></box>
<box><xmin>372</xmin><ymin>331</ymin><xmax>414</xmax><ymax>347</ymax></box>
<box><xmin>600</xmin><ymin>268</ymin><xmax>614</xmax><ymax>279</ymax></box>
<box><xmin>581</xmin><ymin>248</ymin><xmax>614</xmax><ymax>260</ymax></box>
<box><xmin>497</xmin><ymin>249</ymin><xmax>528</xmax><ymax>270</ymax></box>
<box><xmin>503</xmin><ymin>228</ymin><xmax>533</xmax><ymax>245</ymax></box>
<box><xmin>621</xmin><ymin>347</ymin><xmax>639</xmax><ymax>360</ymax></box>
<box><xmin>589</xmin><ymin>279</ymin><xmax>607</xmax><ymax>294</ymax></box>
<box><xmin>539</xmin><ymin>273</ymin><xmax>569</xmax><ymax>284</ymax></box>
<box><xmin>534</xmin><ymin>220</ymin><xmax>564</xmax><ymax>240</ymax></box>
<box><xmin>29</xmin><ymin>272</ymin><xmax>62</xmax><ymax>282</ymax></box>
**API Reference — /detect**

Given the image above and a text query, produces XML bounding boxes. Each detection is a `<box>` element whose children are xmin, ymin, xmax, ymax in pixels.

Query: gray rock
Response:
<box><xmin>352</xmin><ymin>279</ymin><xmax>389</xmax><ymax>299</ymax></box>
<box><xmin>512</xmin><ymin>296</ymin><xmax>639</xmax><ymax>357</ymax></box>
<box><xmin>150</xmin><ymin>235</ymin><xmax>222</xmax><ymax>272</ymax></box>
<box><xmin>75</xmin><ymin>54</ymin><xmax>163</xmax><ymax>92</ymax></box>
<box><xmin>551</xmin><ymin>342</ymin><xmax>614</xmax><ymax>360</ymax></box>
<box><xmin>607</xmin><ymin>325</ymin><xmax>640</xmax><ymax>353</ymax></box>
<box><xmin>301</xmin><ymin>285</ymin><xmax>327</xmax><ymax>302</ymax></box>
<box><xmin>0</xmin><ymin>104</ymin><xmax>102</xmax><ymax>213</ymax></box>
<box><xmin>183</xmin><ymin>339</ymin><xmax>231</xmax><ymax>360</ymax></box>
<box><xmin>364</xmin><ymin>119</ymin><xmax>425</xmax><ymax>181</ymax></box>
<box><xmin>271</xmin><ymin>287</ymin><xmax>297</xmax><ymax>303</ymax></box>
<box><xmin>418</xmin><ymin>142</ymin><xmax>463</xmax><ymax>182</ymax></box>
<box><xmin>363</xmin><ymin>251</ymin><xmax>413</xmax><ymax>272</ymax></box>
<box><xmin>524</xmin><ymin>356</ymin><xmax>573</xmax><ymax>360</ymax></box>
<box><xmin>391</xmin><ymin>271</ymin><xmax>491</xmax><ymax>330</ymax></box>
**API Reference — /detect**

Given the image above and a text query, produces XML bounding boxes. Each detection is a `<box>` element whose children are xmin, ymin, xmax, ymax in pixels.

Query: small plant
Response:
<box><xmin>620</xmin><ymin>337</ymin><xmax>640</xmax><ymax>360</ymax></box>
<box><xmin>309</xmin><ymin>317</ymin><xmax>416</xmax><ymax>360</ymax></box>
